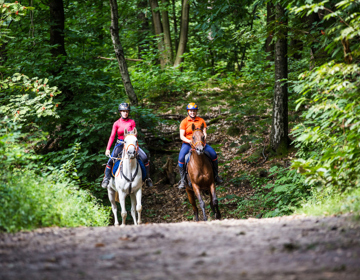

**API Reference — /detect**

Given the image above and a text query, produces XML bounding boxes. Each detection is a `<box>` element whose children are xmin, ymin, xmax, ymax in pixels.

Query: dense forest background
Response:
<box><xmin>1</xmin><ymin>0</ymin><xmax>359</xmax><ymax>232</ymax></box>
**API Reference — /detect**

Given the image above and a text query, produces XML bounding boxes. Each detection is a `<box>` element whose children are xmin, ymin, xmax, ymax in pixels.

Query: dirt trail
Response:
<box><xmin>1</xmin><ymin>215</ymin><xmax>359</xmax><ymax>280</ymax></box>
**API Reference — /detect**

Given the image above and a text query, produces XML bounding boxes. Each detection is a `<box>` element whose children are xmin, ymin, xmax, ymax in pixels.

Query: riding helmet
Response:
<box><xmin>118</xmin><ymin>102</ymin><xmax>131</xmax><ymax>111</ymax></box>
<box><xmin>186</xmin><ymin>102</ymin><xmax>198</xmax><ymax>110</ymax></box>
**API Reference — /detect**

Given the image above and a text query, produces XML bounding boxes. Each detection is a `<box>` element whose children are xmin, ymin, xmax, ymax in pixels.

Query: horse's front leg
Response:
<box><xmin>107</xmin><ymin>183</ymin><xmax>119</xmax><ymax>226</ymax></box>
<box><xmin>135</xmin><ymin>187</ymin><xmax>142</xmax><ymax>225</ymax></box>
<box><xmin>130</xmin><ymin>193</ymin><xmax>137</xmax><ymax>226</ymax></box>
<box><xmin>209</xmin><ymin>191</ymin><xmax>216</xmax><ymax>218</ymax></box>
<box><xmin>193</xmin><ymin>185</ymin><xmax>207</xmax><ymax>221</ymax></box>
<box><xmin>186</xmin><ymin>188</ymin><xmax>199</xmax><ymax>221</ymax></box>
<box><xmin>119</xmin><ymin>191</ymin><xmax>127</xmax><ymax>227</ymax></box>
<box><xmin>210</xmin><ymin>182</ymin><xmax>221</xmax><ymax>220</ymax></box>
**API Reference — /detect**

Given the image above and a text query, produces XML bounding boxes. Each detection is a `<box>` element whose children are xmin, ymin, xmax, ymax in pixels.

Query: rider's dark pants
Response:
<box><xmin>178</xmin><ymin>142</ymin><xmax>218</xmax><ymax>168</ymax></box>
<box><xmin>106</xmin><ymin>140</ymin><xmax>149</xmax><ymax>171</ymax></box>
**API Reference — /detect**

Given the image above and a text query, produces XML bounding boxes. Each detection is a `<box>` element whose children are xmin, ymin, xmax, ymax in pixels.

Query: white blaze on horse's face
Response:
<box><xmin>124</xmin><ymin>135</ymin><xmax>138</xmax><ymax>159</ymax></box>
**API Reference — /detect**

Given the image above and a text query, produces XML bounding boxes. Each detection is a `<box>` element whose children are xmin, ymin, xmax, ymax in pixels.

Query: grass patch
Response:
<box><xmin>296</xmin><ymin>188</ymin><xmax>360</xmax><ymax>217</ymax></box>
<box><xmin>0</xmin><ymin>170</ymin><xmax>109</xmax><ymax>233</ymax></box>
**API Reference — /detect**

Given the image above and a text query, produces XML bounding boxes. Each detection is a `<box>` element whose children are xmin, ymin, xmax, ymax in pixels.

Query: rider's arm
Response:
<box><xmin>180</xmin><ymin>129</ymin><xmax>191</xmax><ymax>144</ymax></box>
<box><xmin>106</xmin><ymin>121</ymin><xmax>118</xmax><ymax>154</ymax></box>
<box><xmin>203</xmin><ymin>127</ymin><xmax>207</xmax><ymax>139</ymax></box>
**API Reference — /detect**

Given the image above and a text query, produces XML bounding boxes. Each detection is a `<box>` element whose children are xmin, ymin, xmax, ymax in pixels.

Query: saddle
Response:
<box><xmin>112</xmin><ymin>156</ymin><xmax>146</xmax><ymax>181</ymax></box>
<box><xmin>184</xmin><ymin>150</ymin><xmax>213</xmax><ymax>189</ymax></box>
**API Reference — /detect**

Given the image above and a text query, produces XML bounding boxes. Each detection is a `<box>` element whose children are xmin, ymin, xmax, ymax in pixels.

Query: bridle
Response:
<box><xmin>123</xmin><ymin>134</ymin><xmax>139</xmax><ymax>156</ymax></box>
<box><xmin>191</xmin><ymin>129</ymin><xmax>206</xmax><ymax>151</ymax></box>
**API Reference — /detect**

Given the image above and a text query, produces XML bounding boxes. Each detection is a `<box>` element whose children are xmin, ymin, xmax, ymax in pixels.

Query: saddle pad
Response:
<box><xmin>112</xmin><ymin>159</ymin><xmax>147</xmax><ymax>181</ymax></box>
<box><xmin>112</xmin><ymin>160</ymin><xmax>121</xmax><ymax>176</ymax></box>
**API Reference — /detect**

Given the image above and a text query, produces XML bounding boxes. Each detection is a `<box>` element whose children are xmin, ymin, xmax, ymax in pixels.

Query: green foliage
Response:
<box><xmin>0</xmin><ymin>169</ymin><xmax>109</xmax><ymax>233</ymax></box>
<box><xmin>0</xmin><ymin>122</ymin><xmax>109</xmax><ymax>233</ymax></box>
<box><xmin>227</xmin><ymin>124</ymin><xmax>240</xmax><ymax>136</ymax></box>
<box><xmin>290</xmin><ymin>0</ymin><xmax>360</xmax><ymax>200</ymax></box>
<box><xmin>0</xmin><ymin>1</ymin><xmax>31</xmax><ymax>45</ymax></box>
<box><xmin>229</xmin><ymin>166</ymin><xmax>309</xmax><ymax>218</ymax></box>
<box><xmin>297</xmin><ymin>187</ymin><xmax>360</xmax><ymax>217</ymax></box>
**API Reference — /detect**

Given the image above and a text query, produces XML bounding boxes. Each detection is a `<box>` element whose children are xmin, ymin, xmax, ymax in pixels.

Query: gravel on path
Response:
<box><xmin>0</xmin><ymin>215</ymin><xmax>359</xmax><ymax>280</ymax></box>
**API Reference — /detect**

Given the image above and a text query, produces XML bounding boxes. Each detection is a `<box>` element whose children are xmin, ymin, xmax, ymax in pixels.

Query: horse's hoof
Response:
<box><xmin>120</xmin><ymin>224</ymin><xmax>126</xmax><ymax>227</ymax></box>
<box><xmin>115</xmin><ymin>224</ymin><xmax>120</xmax><ymax>227</ymax></box>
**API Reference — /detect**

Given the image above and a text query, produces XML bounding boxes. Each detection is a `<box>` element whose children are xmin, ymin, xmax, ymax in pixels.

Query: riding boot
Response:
<box><xmin>213</xmin><ymin>161</ymin><xmax>224</xmax><ymax>184</ymax></box>
<box><xmin>145</xmin><ymin>165</ymin><xmax>153</xmax><ymax>187</ymax></box>
<box><xmin>101</xmin><ymin>167</ymin><xmax>112</xmax><ymax>188</ymax></box>
<box><xmin>178</xmin><ymin>165</ymin><xmax>187</xmax><ymax>189</ymax></box>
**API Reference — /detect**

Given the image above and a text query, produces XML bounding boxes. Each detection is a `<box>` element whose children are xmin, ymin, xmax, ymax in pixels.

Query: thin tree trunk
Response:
<box><xmin>49</xmin><ymin>0</ymin><xmax>67</xmax><ymax>57</ymax></box>
<box><xmin>174</xmin><ymin>0</ymin><xmax>189</xmax><ymax>67</ymax></box>
<box><xmin>302</xmin><ymin>12</ymin><xmax>320</xmax><ymax>70</ymax></box>
<box><xmin>137</xmin><ymin>0</ymin><xmax>150</xmax><ymax>59</ymax></box>
<box><xmin>161</xmin><ymin>0</ymin><xmax>173</xmax><ymax>63</ymax></box>
<box><xmin>149</xmin><ymin>0</ymin><xmax>166</xmax><ymax>68</ymax></box>
<box><xmin>270</xmin><ymin>4</ymin><xmax>289</xmax><ymax>154</ymax></box>
<box><xmin>98</xmin><ymin>0</ymin><xmax>104</xmax><ymax>48</ymax></box>
<box><xmin>172</xmin><ymin>0</ymin><xmax>178</xmax><ymax>59</ymax></box>
<box><xmin>109</xmin><ymin>0</ymin><xmax>138</xmax><ymax>106</ymax></box>
<box><xmin>265</xmin><ymin>2</ymin><xmax>275</xmax><ymax>61</ymax></box>
<box><xmin>238</xmin><ymin>5</ymin><xmax>258</xmax><ymax>71</ymax></box>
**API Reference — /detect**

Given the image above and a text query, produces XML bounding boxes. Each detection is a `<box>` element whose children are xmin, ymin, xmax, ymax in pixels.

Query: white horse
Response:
<box><xmin>107</xmin><ymin>128</ymin><xmax>143</xmax><ymax>226</ymax></box>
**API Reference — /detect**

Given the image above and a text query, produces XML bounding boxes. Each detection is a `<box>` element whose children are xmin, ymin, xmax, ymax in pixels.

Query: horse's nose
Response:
<box><xmin>196</xmin><ymin>147</ymin><xmax>204</xmax><ymax>154</ymax></box>
<box><xmin>127</xmin><ymin>149</ymin><xmax>136</xmax><ymax>158</ymax></box>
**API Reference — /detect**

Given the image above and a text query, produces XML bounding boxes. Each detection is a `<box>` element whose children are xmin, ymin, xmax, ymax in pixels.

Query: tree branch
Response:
<box><xmin>97</xmin><ymin>56</ymin><xmax>143</xmax><ymax>62</ymax></box>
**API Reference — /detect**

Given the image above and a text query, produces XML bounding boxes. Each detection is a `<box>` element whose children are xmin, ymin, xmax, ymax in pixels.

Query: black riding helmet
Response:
<box><xmin>118</xmin><ymin>102</ymin><xmax>131</xmax><ymax>112</ymax></box>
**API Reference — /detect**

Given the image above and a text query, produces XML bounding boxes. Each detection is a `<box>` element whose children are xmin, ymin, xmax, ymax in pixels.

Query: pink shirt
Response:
<box><xmin>106</xmin><ymin>118</ymin><xmax>136</xmax><ymax>150</ymax></box>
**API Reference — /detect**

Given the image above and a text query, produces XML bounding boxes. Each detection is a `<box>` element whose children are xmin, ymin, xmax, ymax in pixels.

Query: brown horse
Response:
<box><xmin>186</xmin><ymin>123</ymin><xmax>221</xmax><ymax>221</ymax></box>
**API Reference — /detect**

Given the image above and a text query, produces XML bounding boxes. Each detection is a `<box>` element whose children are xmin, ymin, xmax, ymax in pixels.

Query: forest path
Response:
<box><xmin>1</xmin><ymin>215</ymin><xmax>359</xmax><ymax>280</ymax></box>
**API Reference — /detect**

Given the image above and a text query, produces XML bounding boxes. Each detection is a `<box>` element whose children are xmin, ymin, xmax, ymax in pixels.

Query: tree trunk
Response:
<box><xmin>270</xmin><ymin>4</ymin><xmax>289</xmax><ymax>154</ymax></box>
<box><xmin>149</xmin><ymin>0</ymin><xmax>166</xmax><ymax>68</ymax></box>
<box><xmin>137</xmin><ymin>0</ymin><xmax>150</xmax><ymax>59</ymax></box>
<box><xmin>171</xmin><ymin>0</ymin><xmax>178</xmax><ymax>59</ymax></box>
<box><xmin>161</xmin><ymin>0</ymin><xmax>173</xmax><ymax>64</ymax></box>
<box><xmin>49</xmin><ymin>0</ymin><xmax>67</xmax><ymax>57</ymax></box>
<box><xmin>109</xmin><ymin>0</ymin><xmax>138</xmax><ymax>106</ymax></box>
<box><xmin>174</xmin><ymin>0</ymin><xmax>189</xmax><ymax>68</ymax></box>
<box><xmin>302</xmin><ymin>12</ymin><xmax>320</xmax><ymax>70</ymax></box>
<box><xmin>265</xmin><ymin>2</ymin><xmax>275</xmax><ymax>61</ymax></box>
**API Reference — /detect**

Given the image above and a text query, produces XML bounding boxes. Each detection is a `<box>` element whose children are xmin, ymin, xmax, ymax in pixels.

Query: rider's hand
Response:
<box><xmin>105</xmin><ymin>150</ymin><xmax>111</xmax><ymax>156</ymax></box>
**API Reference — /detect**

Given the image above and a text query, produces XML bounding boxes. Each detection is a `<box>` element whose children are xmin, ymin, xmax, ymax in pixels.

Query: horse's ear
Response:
<box><xmin>200</xmin><ymin>123</ymin><xmax>204</xmax><ymax>131</ymax></box>
<box><xmin>124</xmin><ymin>128</ymin><xmax>128</xmax><ymax>136</ymax></box>
<box><xmin>133</xmin><ymin>128</ymin><xmax>137</xmax><ymax>136</ymax></box>
<box><xmin>192</xmin><ymin>123</ymin><xmax>195</xmax><ymax>131</ymax></box>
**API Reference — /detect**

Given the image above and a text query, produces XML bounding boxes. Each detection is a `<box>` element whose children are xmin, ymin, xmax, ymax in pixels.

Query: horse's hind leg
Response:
<box><xmin>186</xmin><ymin>189</ymin><xmax>199</xmax><ymax>221</ymax></box>
<box><xmin>210</xmin><ymin>183</ymin><xmax>221</xmax><ymax>220</ymax></box>
<box><xmin>135</xmin><ymin>188</ymin><xmax>142</xmax><ymax>225</ymax></box>
<box><xmin>108</xmin><ymin>186</ymin><xmax>119</xmax><ymax>226</ymax></box>
<box><xmin>119</xmin><ymin>191</ymin><xmax>127</xmax><ymax>227</ymax></box>
<box><xmin>193</xmin><ymin>185</ymin><xmax>207</xmax><ymax>221</ymax></box>
<box><xmin>130</xmin><ymin>193</ymin><xmax>137</xmax><ymax>226</ymax></box>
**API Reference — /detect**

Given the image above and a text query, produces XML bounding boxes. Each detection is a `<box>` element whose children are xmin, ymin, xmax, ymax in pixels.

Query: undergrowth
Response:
<box><xmin>296</xmin><ymin>188</ymin><xmax>360</xmax><ymax>218</ymax></box>
<box><xmin>0</xmin><ymin>170</ymin><xmax>109</xmax><ymax>233</ymax></box>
